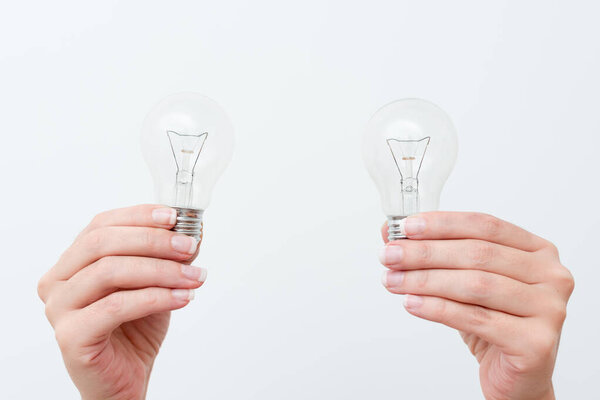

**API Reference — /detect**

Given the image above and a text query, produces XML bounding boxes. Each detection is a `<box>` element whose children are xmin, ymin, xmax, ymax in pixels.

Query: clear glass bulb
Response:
<box><xmin>141</xmin><ymin>92</ymin><xmax>234</xmax><ymax>240</ymax></box>
<box><xmin>362</xmin><ymin>98</ymin><xmax>458</xmax><ymax>240</ymax></box>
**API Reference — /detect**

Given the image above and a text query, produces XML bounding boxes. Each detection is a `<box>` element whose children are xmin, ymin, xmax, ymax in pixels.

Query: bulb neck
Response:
<box><xmin>174</xmin><ymin>171</ymin><xmax>194</xmax><ymax>208</ymax></box>
<box><xmin>387</xmin><ymin>216</ymin><xmax>407</xmax><ymax>241</ymax></box>
<box><xmin>401</xmin><ymin>178</ymin><xmax>419</xmax><ymax>216</ymax></box>
<box><xmin>172</xmin><ymin>207</ymin><xmax>204</xmax><ymax>241</ymax></box>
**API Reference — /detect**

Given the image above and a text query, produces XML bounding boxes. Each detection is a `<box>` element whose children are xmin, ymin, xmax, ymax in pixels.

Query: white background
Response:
<box><xmin>1</xmin><ymin>0</ymin><xmax>599</xmax><ymax>398</ymax></box>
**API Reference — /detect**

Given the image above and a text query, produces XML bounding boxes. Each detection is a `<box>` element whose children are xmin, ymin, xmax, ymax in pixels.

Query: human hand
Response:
<box><xmin>38</xmin><ymin>205</ymin><xmax>206</xmax><ymax>400</ymax></box>
<box><xmin>379</xmin><ymin>212</ymin><xmax>574</xmax><ymax>400</ymax></box>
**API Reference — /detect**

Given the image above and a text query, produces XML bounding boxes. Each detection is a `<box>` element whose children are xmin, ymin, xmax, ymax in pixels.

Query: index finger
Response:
<box><xmin>382</xmin><ymin>211</ymin><xmax>549</xmax><ymax>252</ymax></box>
<box><xmin>79</xmin><ymin>204</ymin><xmax>177</xmax><ymax>237</ymax></box>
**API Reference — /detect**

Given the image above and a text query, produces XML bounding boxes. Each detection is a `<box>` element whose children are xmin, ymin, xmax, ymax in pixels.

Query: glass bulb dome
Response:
<box><xmin>362</xmin><ymin>98</ymin><xmax>458</xmax><ymax>240</ymax></box>
<box><xmin>140</xmin><ymin>92</ymin><xmax>234</xmax><ymax>240</ymax></box>
<box><xmin>141</xmin><ymin>92</ymin><xmax>234</xmax><ymax>211</ymax></box>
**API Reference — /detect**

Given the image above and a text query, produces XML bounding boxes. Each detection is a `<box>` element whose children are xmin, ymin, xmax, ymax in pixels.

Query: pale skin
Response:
<box><xmin>39</xmin><ymin>206</ymin><xmax>573</xmax><ymax>399</ymax></box>
<box><xmin>37</xmin><ymin>205</ymin><xmax>204</xmax><ymax>400</ymax></box>
<box><xmin>380</xmin><ymin>212</ymin><xmax>574</xmax><ymax>400</ymax></box>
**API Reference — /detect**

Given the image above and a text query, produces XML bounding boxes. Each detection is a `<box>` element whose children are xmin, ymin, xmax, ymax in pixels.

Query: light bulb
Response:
<box><xmin>141</xmin><ymin>92</ymin><xmax>234</xmax><ymax>240</ymax></box>
<box><xmin>362</xmin><ymin>99</ymin><xmax>458</xmax><ymax>241</ymax></box>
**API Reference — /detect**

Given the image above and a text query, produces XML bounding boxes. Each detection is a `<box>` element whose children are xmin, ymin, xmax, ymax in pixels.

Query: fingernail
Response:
<box><xmin>379</xmin><ymin>245</ymin><xmax>403</xmax><ymax>265</ymax></box>
<box><xmin>171</xmin><ymin>235</ymin><xmax>197</xmax><ymax>255</ymax></box>
<box><xmin>385</xmin><ymin>271</ymin><xmax>404</xmax><ymax>287</ymax></box>
<box><xmin>171</xmin><ymin>289</ymin><xmax>195</xmax><ymax>301</ymax></box>
<box><xmin>181</xmin><ymin>265</ymin><xmax>207</xmax><ymax>282</ymax></box>
<box><xmin>152</xmin><ymin>207</ymin><xmax>177</xmax><ymax>225</ymax></box>
<box><xmin>404</xmin><ymin>295</ymin><xmax>423</xmax><ymax>310</ymax></box>
<box><xmin>404</xmin><ymin>217</ymin><xmax>426</xmax><ymax>235</ymax></box>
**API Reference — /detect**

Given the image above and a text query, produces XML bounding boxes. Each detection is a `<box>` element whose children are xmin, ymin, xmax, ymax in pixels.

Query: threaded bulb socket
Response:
<box><xmin>172</xmin><ymin>207</ymin><xmax>204</xmax><ymax>242</ymax></box>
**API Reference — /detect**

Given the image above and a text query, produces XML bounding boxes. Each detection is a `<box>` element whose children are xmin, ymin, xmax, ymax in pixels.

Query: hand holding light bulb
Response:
<box><xmin>36</xmin><ymin>93</ymin><xmax>574</xmax><ymax>400</ymax></box>
<box><xmin>37</xmin><ymin>93</ymin><xmax>233</xmax><ymax>400</ymax></box>
<box><xmin>366</xmin><ymin>99</ymin><xmax>574</xmax><ymax>400</ymax></box>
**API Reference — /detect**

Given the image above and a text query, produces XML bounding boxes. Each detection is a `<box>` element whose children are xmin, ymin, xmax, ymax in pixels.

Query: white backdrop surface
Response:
<box><xmin>1</xmin><ymin>0</ymin><xmax>599</xmax><ymax>398</ymax></box>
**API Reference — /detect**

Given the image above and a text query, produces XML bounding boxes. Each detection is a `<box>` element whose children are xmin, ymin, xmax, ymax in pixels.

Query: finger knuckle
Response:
<box><xmin>560</xmin><ymin>269</ymin><xmax>575</xmax><ymax>296</ymax></box>
<box><xmin>417</xmin><ymin>242</ymin><xmax>433</xmax><ymax>264</ymax></box>
<box><xmin>414</xmin><ymin>270</ymin><xmax>430</xmax><ymax>290</ymax></box>
<box><xmin>37</xmin><ymin>274</ymin><xmax>50</xmax><ymax>302</ymax></box>
<box><xmin>122</xmin><ymin>256</ymin><xmax>143</xmax><ymax>276</ymax></box>
<box><xmin>467</xmin><ymin>241</ymin><xmax>495</xmax><ymax>267</ymax></box>
<box><xmin>432</xmin><ymin>299</ymin><xmax>449</xmax><ymax>324</ymax></box>
<box><xmin>154</xmin><ymin>259</ymin><xmax>173</xmax><ymax>275</ymax></box>
<box><xmin>96</xmin><ymin>256</ymin><xmax>119</xmax><ymax>285</ymax></box>
<box><xmin>480</xmin><ymin>214</ymin><xmax>502</xmax><ymax>239</ymax></box>
<box><xmin>550</xmin><ymin>300</ymin><xmax>567</xmax><ymax>324</ymax></box>
<box><xmin>81</xmin><ymin>228</ymin><xmax>106</xmax><ymax>252</ymax></box>
<box><xmin>44</xmin><ymin>296</ymin><xmax>57</xmax><ymax>323</ymax></box>
<box><xmin>550</xmin><ymin>265</ymin><xmax>575</xmax><ymax>296</ymax></box>
<box><xmin>564</xmin><ymin>273</ymin><xmax>575</xmax><ymax>296</ymax></box>
<box><xmin>140</xmin><ymin>229</ymin><xmax>159</xmax><ymax>251</ymax></box>
<box><xmin>465</xmin><ymin>272</ymin><xmax>493</xmax><ymax>301</ymax></box>
<box><xmin>468</xmin><ymin>305</ymin><xmax>491</xmax><ymax>327</ymax></box>
<box><xmin>542</xmin><ymin>240</ymin><xmax>560</xmax><ymax>257</ymax></box>
<box><xmin>140</xmin><ymin>290</ymin><xmax>160</xmax><ymax>308</ymax></box>
<box><xmin>101</xmin><ymin>292</ymin><xmax>125</xmax><ymax>315</ymax></box>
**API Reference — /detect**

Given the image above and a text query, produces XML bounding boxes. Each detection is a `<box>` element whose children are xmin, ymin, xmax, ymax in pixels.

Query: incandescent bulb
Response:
<box><xmin>362</xmin><ymin>99</ymin><xmax>458</xmax><ymax>241</ymax></box>
<box><xmin>141</xmin><ymin>92</ymin><xmax>234</xmax><ymax>240</ymax></box>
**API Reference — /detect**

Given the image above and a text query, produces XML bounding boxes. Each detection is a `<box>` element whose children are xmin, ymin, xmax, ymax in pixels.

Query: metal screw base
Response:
<box><xmin>387</xmin><ymin>216</ymin><xmax>407</xmax><ymax>241</ymax></box>
<box><xmin>172</xmin><ymin>207</ymin><xmax>204</xmax><ymax>241</ymax></box>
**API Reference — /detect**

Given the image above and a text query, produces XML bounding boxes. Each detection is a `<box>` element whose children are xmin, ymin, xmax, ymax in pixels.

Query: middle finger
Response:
<box><xmin>379</xmin><ymin>239</ymin><xmax>543</xmax><ymax>284</ymax></box>
<box><xmin>53</xmin><ymin>226</ymin><xmax>198</xmax><ymax>280</ymax></box>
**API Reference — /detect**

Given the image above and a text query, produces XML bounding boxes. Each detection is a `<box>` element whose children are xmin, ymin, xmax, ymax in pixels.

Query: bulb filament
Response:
<box><xmin>386</xmin><ymin>136</ymin><xmax>430</xmax><ymax>216</ymax></box>
<box><xmin>167</xmin><ymin>130</ymin><xmax>208</xmax><ymax>208</ymax></box>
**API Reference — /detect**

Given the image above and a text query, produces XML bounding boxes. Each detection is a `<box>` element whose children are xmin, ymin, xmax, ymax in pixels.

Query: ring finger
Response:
<box><xmin>382</xmin><ymin>269</ymin><xmax>545</xmax><ymax>316</ymax></box>
<box><xmin>47</xmin><ymin>256</ymin><xmax>206</xmax><ymax>319</ymax></box>
<box><xmin>52</xmin><ymin>226</ymin><xmax>199</xmax><ymax>281</ymax></box>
